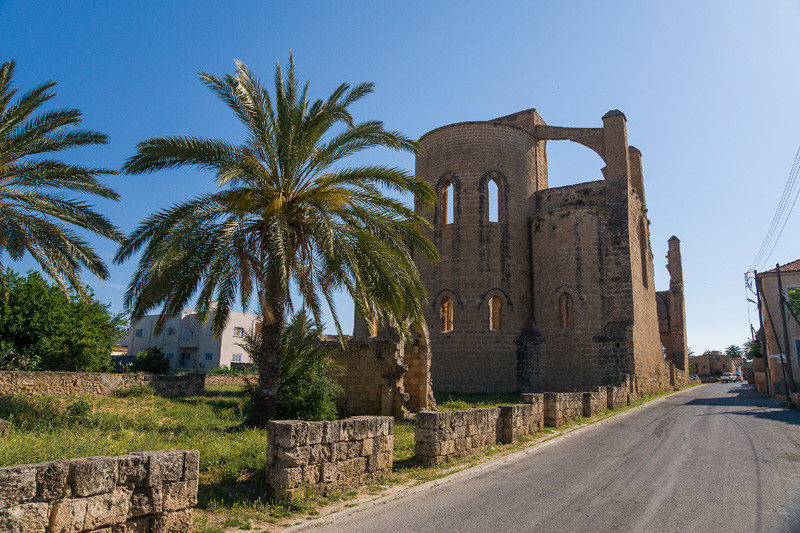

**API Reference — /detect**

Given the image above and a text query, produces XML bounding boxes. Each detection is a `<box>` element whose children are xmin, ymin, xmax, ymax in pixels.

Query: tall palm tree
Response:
<box><xmin>116</xmin><ymin>55</ymin><xmax>438</xmax><ymax>424</ymax></box>
<box><xmin>0</xmin><ymin>59</ymin><xmax>122</xmax><ymax>297</ymax></box>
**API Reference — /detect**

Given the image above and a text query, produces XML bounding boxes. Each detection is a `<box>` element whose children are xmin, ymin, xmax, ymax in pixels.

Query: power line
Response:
<box><xmin>749</xmin><ymin>145</ymin><xmax>800</xmax><ymax>271</ymax></box>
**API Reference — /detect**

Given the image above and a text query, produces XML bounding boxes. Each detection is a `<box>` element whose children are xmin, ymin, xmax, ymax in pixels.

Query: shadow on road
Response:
<box><xmin>682</xmin><ymin>384</ymin><xmax>800</xmax><ymax>426</ymax></box>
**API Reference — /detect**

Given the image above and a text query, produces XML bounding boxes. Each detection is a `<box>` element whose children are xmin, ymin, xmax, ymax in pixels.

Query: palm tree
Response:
<box><xmin>0</xmin><ymin>59</ymin><xmax>122</xmax><ymax>297</ymax></box>
<box><xmin>724</xmin><ymin>344</ymin><xmax>743</xmax><ymax>358</ymax></box>
<box><xmin>116</xmin><ymin>55</ymin><xmax>438</xmax><ymax>424</ymax></box>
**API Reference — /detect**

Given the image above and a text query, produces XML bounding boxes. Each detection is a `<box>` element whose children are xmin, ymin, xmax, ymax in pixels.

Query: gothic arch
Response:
<box><xmin>477</xmin><ymin>287</ymin><xmax>513</xmax><ymax>310</ymax></box>
<box><xmin>432</xmin><ymin>288</ymin><xmax>464</xmax><ymax>310</ymax></box>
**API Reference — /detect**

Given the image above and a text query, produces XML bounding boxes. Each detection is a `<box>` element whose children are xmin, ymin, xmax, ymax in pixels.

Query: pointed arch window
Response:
<box><xmin>369</xmin><ymin>313</ymin><xmax>378</xmax><ymax>338</ymax></box>
<box><xmin>440</xmin><ymin>297</ymin><xmax>454</xmax><ymax>333</ymax></box>
<box><xmin>487</xmin><ymin>178</ymin><xmax>499</xmax><ymax>223</ymax></box>
<box><xmin>489</xmin><ymin>295</ymin><xmax>501</xmax><ymax>331</ymax></box>
<box><xmin>442</xmin><ymin>180</ymin><xmax>455</xmax><ymax>225</ymax></box>
<box><xmin>559</xmin><ymin>292</ymin><xmax>573</xmax><ymax>329</ymax></box>
<box><xmin>639</xmin><ymin>218</ymin><xmax>648</xmax><ymax>288</ymax></box>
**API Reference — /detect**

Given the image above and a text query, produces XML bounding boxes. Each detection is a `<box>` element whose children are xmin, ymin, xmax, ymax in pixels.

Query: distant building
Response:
<box><xmin>689</xmin><ymin>351</ymin><xmax>740</xmax><ymax>376</ymax></box>
<box><xmin>123</xmin><ymin>308</ymin><xmax>259</xmax><ymax>373</ymax></box>
<box><xmin>757</xmin><ymin>259</ymin><xmax>800</xmax><ymax>397</ymax></box>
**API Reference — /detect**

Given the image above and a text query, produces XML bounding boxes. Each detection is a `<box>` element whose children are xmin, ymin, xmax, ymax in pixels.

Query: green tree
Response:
<box><xmin>0</xmin><ymin>60</ymin><xmax>122</xmax><ymax>295</ymax></box>
<box><xmin>116</xmin><ymin>55</ymin><xmax>437</xmax><ymax>424</ymax></box>
<box><xmin>724</xmin><ymin>344</ymin><xmax>743</xmax><ymax>358</ymax></box>
<box><xmin>688</xmin><ymin>362</ymin><xmax>698</xmax><ymax>374</ymax></box>
<box><xmin>788</xmin><ymin>288</ymin><xmax>800</xmax><ymax>316</ymax></box>
<box><xmin>744</xmin><ymin>338</ymin><xmax>761</xmax><ymax>360</ymax></box>
<box><xmin>129</xmin><ymin>346</ymin><xmax>171</xmax><ymax>374</ymax></box>
<box><xmin>0</xmin><ymin>270</ymin><xmax>126</xmax><ymax>371</ymax></box>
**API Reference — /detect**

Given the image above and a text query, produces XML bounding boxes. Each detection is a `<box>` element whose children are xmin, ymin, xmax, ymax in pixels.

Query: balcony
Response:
<box><xmin>178</xmin><ymin>334</ymin><xmax>199</xmax><ymax>348</ymax></box>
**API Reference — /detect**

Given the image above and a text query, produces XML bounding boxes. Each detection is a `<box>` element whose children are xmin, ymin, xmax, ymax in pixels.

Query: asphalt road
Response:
<box><xmin>310</xmin><ymin>384</ymin><xmax>800</xmax><ymax>532</ymax></box>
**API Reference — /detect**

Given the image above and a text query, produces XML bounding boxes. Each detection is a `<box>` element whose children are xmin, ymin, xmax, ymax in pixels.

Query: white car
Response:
<box><xmin>721</xmin><ymin>372</ymin><xmax>735</xmax><ymax>383</ymax></box>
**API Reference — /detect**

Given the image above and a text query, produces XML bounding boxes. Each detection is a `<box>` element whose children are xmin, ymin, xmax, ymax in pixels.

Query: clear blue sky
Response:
<box><xmin>1</xmin><ymin>1</ymin><xmax>799</xmax><ymax>352</ymax></box>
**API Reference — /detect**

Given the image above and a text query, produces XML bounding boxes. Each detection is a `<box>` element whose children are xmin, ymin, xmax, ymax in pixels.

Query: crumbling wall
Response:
<box><xmin>607</xmin><ymin>386</ymin><xmax>628</xmax><ymax>409</ymax></box>
<box><xmin>582</xmin><ymin>389</ymin><xmax>606</xmax><ymax>417</ymax></box>
<box><xmin>0</xmin><ymin>371</ymin><xmax>205</xmax><ymax>397</ymax></box>
<box><xmin>414</xmin><ymin>408</ymin><xmax>502</xmax><ymax>466</ymax></box>
<box><xmin>205</xmin><ymin>374</ymin><xmax>253</xmax><ymax>388</ymax></box>
<box><xmin>265</xmin><ymin>417</ymin><xmax>393</xmax><ymax>499</ymax></box>
<box><xmin>543</xmin><ymin>392</ymin><xmax>583</xmax><ymax>427</ymax></box>
<box><xmin>0</xmin><ymin>450</ymin><xmax>198</xmax><ymax>532</ymax></box>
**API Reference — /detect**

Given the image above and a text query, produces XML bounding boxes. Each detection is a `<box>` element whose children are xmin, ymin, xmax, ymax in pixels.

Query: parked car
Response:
<box><xmin>689</xmin><ymin>374</ymin><xmax>700</xmax><ymax>380</ymax></box>
<box><xmin>721</xmin><ymin>372</ymin><xmax>735</xmax><ymax>383</ymax></box>
<box><xmin>734</xmin><ymin>373</ymin><xmax>743</xmax><ymax>382</ymax></box>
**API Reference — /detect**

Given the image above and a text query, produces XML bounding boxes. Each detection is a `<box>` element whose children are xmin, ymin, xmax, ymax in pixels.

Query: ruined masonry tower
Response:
<box><xmin>410</xmin><ymin>108</ymin><xmax>688</xmax><ymax>394</ymax></box>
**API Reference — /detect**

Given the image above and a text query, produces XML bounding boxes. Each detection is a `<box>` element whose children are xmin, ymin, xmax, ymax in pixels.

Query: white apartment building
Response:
<box><xmin>123</xmin><ymin>308</ymin><xmax>259</xmax><ymax>373</ymax></box>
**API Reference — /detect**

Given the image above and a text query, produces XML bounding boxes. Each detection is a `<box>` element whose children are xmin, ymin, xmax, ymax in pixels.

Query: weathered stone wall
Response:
<box><xmin>414</xmin><ymin>408</ymin><xmax>502</xmax><ymax>465</ymax></box>
<box><xmin>328</xmin><ymin>325</ymin><xmax>434</xmax><ymax>418</ymax></box>
<box><xmin>0</xmin><ymin>450</ymin><xmax>198</xmax><ymax>532</ymax></box>
<box><xmin>265</xmin><ymin>417</ymin><xmax>393</xmax><ymax>499</ymax></box>
<box><xmin>543</xmin><ymin>392</ymin><xmax>583</xmax><ymax>427</ymax></box>
<box><xmin>204</xmin><ymin>374</ymin><xmax>253</xmax><ymax>388</ymax></box>
<box><xmin>632</xmin><ymin>374</ymin><xmax>674</xmax><ymax>395</ymax></box>
<box><xmin>583</xmin><ymin>389</ymin><xmax>606</xmax><ymax>417</ymax></box>
<box><xmin>607</xmin><ymin>386</ymin><xmax>628</xmax><ymax>410</ymax></box>
<box><xmin>0</xmin><ymin>371</ymin><xmax>205</xmax><ymax>397</ymax></box>
<box><xmin>415</xmin><ymin>397</ymin><xmax>547</xmax><ymax>466</ymax></box>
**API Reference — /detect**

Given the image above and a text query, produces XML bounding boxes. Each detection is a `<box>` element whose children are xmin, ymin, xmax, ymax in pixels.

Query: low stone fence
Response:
<box><xmin>266</xmin><ymin>417</ymin><xmax>393</xmax><ymax>499</ymax></box>
<box><xmin>501</xmin><ymin>402</ymin><xmax>543</xmax><ymax>443</ymax></box>
<box><xmin>607</xmin><ymin>386</ymin><xmax>628</xmax><ymax>410</ymax></box>
<box><xmin>0</xmin><ymin>450</ymin><xmax>198</xmax><ymax>532</ymax></box>
<box><xmin>414</xmin><ymin>408</ymin><xmax>502</xmax><ymax>466</ymax></box>
<box><xmin>583</xmin><ymin>389</ymin><xmax>606</xmax><ymax>417</ymax></box>
<box><xmin>205</xmin><ymin>374</ymin><xmax>254</xmax><ymax>388</ymax></box>
<box><xmin>0</xmin><ymin>371</ymin><xmax>205</xmax><ymax>397</ymax></box>
<box><xmin>543</xmin><ymin>392</ymin><xmax>583</xmax><ymax>427</ymax></box>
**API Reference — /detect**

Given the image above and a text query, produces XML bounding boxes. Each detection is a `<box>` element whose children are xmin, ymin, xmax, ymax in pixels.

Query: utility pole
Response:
<box><xmin>776</xmin><ymin>264</ymin><xmax>797</xmax><ymax>393</ymax></box>
<box><xmin>753</xmin><ymin>271</ymin><xmax>773</xmax><ymax>395</ymax></box>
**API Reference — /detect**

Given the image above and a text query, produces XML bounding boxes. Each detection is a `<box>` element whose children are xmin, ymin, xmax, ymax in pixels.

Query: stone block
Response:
<box><xmin>416</xmin><ymin>411</ymin><xmax>441</xmax><ymax>429</ymax></box>
<box><xmin>117</xmin><ymin>455</ymin><xmax>149</xmax><ymax>489</ymax></box>
<box><xmin>162</xmin><ymin>479</ymin><xmax>198</xmax><ymax>512</ymax></box>
<box><xmin>151</xmin><ymin>509</ymin><xmax>193</xmax><ymax>533</ymax></box>
<box><xmin>50</xmin><ymin>496</ymin><xmax>89</xmax><ymax>532</ymax></box>
<box><xmin>0</xmin><ymin>465</ymin><xmax>37</xmax><ymax>508</ymax></box>
<box><xmin>83</xmin><ymin>487</ymin><xmax>132</xmax><ymax>530</ymax></box>
<box><xmin>35</xmin><ymin>460</ymin><xmax>70</xmax><ymax>500</ymax></box>
<box><xmin>124</xmin><ymin>517</ymin><xmax>151</xmax><ymax>533</ymax></box>
<box><xmin>182</xmin><ymin>450</ymin><xmax>199</xmax><ymax>481</ymax></box>
<box><xmin>69</xmin><ymin>457</ymin><xmax>118</xmax><ymax>497</ymax></box>
<box><xmin>0</xmin><ymin>419</ymin><xmax>9</xmax><ymax>438</ymax></box>
<box><xmin>321</xmin><ymin>421</ymin><xmax>340</xmax><ymax>443</ymax></box>
<box><xmin>129</xmin><ymin>484</ymin><xmax>162</xmax><ymax>517</ymax></box>
<box><xmin>0</xmin><ymin>502</ymin><xmax>48</xmax><ymax>533</ymax></box>
<box><xmin>268</xmin><ymin>420</ymin><xmax>307</xmax><ymax>448</ymax></box>
<box><xmin>320</xmin><ymin>462</ymin><xmax>339</xmax><ymax>484</ymax></box>
<box><xmin>276</xmin><ymin>445</ymin><xmax>311</xmax><ymax>468</ymax></box>
<box><xmin>155</xmin><ymin>451</ymin><xmax>184</xmax><ymax>483</ymax></box>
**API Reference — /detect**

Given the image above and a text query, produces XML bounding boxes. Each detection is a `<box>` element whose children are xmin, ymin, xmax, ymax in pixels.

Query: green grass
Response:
<box><xmin>434</xmin><ymin>391</ymin><xmax>523</xmax><ymax>411</ymax></box>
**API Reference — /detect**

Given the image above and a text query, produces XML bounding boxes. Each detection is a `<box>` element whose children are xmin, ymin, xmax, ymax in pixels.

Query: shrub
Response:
<box><xmin>241</xmin><ymin>311</ymin><xmax>342</xmax><ymax>421</ymax></box>
<box><xmin>67</xmin><ymin>400</ymin><xmax>92</xmax><ymax>418</ymax></box>
<box><xmin>129</xmin><ymin>347</ymin><xmax>171</xmax><ymax>374</ymax></box>
<box><xmin>207</xmin><ymin>365</ymin><xmax>255</xmax><ymax>376</ymax></box>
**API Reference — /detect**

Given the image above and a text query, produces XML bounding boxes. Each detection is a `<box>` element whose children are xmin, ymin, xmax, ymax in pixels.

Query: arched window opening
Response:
<box><xmin>559</xmin><ymin>293</ymin><xmax>573</xmax><ymax>329</ymax></box>
<box><xmin>442</xmin><ymin>181</ymin><xmax>454</xmax><ymax>225</ymax></box>
<box><xmin>639</xmin><ymin>218</ymin><xmax>648</xmax><ymax>288</ymax></box>
<box><xmin>489</xmin><ymin>295</ymin><xmax>501</xmax><ymax>331</ymax></box>
<box><xmin>440</xmin><ymin>297</ymin><xmax>454</xmax><ymax>333</ymax></box>
<box><xmin>487</xmin><ymin>178</ymin><xmax>499</xmax><ymax>223</ymax></box>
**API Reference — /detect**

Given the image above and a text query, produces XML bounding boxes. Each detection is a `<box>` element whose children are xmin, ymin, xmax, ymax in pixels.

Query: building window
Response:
<box><xmin>233</xmin><ymin>327</ymin><xmax>245</xmax><ymax>338</ymax></box>
<box><xmin>487</xmin><ymin>178</ymin><xmax>499</xmax><ymax>223</ymax></box>
<box><xmin>639</xmin><ymin>218</ymin><xmax>648</xmax><ymax>289</ymax></box>
<box><xmin>232</xmin><ymin>353</ymin><xmax>242</xmax><ymax>363</ymax></box>
<box><xmin>442</xmin><ymin>181</ymin><xmax>454</xmax><ymax>225</ymax></box>
<box><xmin>559</xmin><ymin>293</ymin><xmax>573</xmax><ymax>329</ymax></box>
<box><xmin>166</xmin><ymin>327</ymin><xmax>175</xmax><ymax>336</ymax></box>
<box><xmin>489</xmin><ymin>295</ymin><xmax>501</xmax><ymax>331</ymax></box>
<box><xmin>207</xmin><ymin>326</ymin><xmax>214</xmax><ymax>335</ymax></box>
<box><xmin>179</xmin><ymin>353</ymin><xmax>191</xmax><ymax>367</ymax></box>
<box><xmin>204</xmin><ymin>352</ymin><xmax>213</xmax><ymax>361</ymax></box>
<box><xmin>440</xmin><ymin>297</ymin><xmax>454</xmax><ymax>333</ymax></box>
<box><xmin>166</xmin><ymin>353</ymin><xmax>174</xmax><ymax>359</ymax></box>
<box><xmin>134</xmin><ymin>329</ymin><xmax>144</xmax><ymax>338</ymax></box>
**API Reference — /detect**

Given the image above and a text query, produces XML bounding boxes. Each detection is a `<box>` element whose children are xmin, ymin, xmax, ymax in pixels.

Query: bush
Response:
<box><xmin>207</xmin><ymin>365</ymin><xmax>255</xmax><ymax>376</ymax></box>
<box><xmin>67</xmin><ymin>400</ymin><xmax>92</xmax><ymax>418</ymax></box>
<box><xmin>241</xmin><ymin>311</ymin><xmax>342</xmax><ymax>421</ymax></box>
<box><xmin>129</xmin><ymin>347</ymin><xmax>171</xmax><ymax>374</ymax></box>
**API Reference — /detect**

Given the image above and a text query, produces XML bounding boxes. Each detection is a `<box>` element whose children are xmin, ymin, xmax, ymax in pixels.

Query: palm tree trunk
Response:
<box><xmin>250</xmin><ymin>287</ymin><xmax>284</xmax><ymax>427</ymax></box>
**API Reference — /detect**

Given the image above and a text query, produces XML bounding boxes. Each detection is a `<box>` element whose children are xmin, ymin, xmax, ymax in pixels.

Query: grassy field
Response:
<box><xmin>0</xmin><ymin>384</ymin><xmax>692</xmax><ymax>531</ymax></box>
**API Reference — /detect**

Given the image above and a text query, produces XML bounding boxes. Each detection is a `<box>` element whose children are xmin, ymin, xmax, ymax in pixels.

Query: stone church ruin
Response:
<box><xmin>335</xmin><ymin>108</ymin><xmax>688</xmax><ymax>414</ymax></box>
